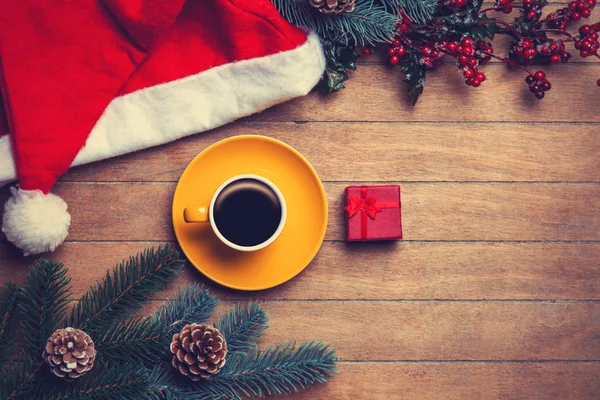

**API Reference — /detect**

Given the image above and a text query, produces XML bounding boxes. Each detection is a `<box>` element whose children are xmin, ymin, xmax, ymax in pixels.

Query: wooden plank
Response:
<box><xmin>211</xmin><ymin>301</ymin><xmax>600</xmax><ymax>361</ymax></box>
<box><xmin>12</xmin><ymin>182</ymin><xmax>595</xmax><ymax>241</ymax></box>
<box><xmin>60</xmin><ymin>122</ymin><xmax>600</xmax><ymax>183</ymax></box>
<box><xmin>2</xmin><ymin>241</ymin><xmax>600</xmax><ymax>301</ymax></box>
<box><xmin>290</xmin><ymin>362</ymin><xmax>600</xmax><ymax>400</ymax></box>
<box><xmin>248</xmin><ymin>64</ymin><xmax>600</xmax><ymax>122</ymax></box>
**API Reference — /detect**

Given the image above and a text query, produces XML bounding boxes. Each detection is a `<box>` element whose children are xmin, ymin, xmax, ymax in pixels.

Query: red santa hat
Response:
<box><xmin>0</xmin><ymin>0</ymin><xmax>324</xmax><ymax>255</ymax></box>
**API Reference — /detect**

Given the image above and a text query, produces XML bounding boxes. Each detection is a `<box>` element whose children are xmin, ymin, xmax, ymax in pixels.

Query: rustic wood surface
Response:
<box><xmin>1</xmin><ymin>19</ymin><xmax>600</xmax><ymax>397</ymax></box>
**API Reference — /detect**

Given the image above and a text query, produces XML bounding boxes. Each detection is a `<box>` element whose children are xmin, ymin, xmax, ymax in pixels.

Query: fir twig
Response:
<box><xmin>271</xmin><ymin>0</ymin><xmax>397</xmax><ymax>45</ymax></box>
<box><xmin>94</xmin><ymin>317</ymin><xmax>165</xmax><ymax>366</ymax></box>
<box><xmin>0</xmin><ymin>350</ymin><xmax>43</xmax><ymax>400</ymax></box>
<box><xmin>380</xmin><ymin>0</ymin><xmax>437</xmax><ymax>24</ymax></box>
<box><xmin>38</xmin><ymin>363</ymin><xmax>150</xmax><ymax>400</ymax></box>
<box><xmin>0</xmin><ymin>282</ymin><xmax>20</xmax><ymax>363</ymax></box>
<box><xmin>215</xmin><ymin>301</ymin><xmax>269</xmax><ymax>354</ymax></box>
<box><xmin>69</xmin><ymin>246</ymin><xmax>184</xmax><ymax>334</ymax></box>
<box><xmin>196</xmin><ymin>341</ymin><xmax>338</xmax><ymax>399</ymax></box>
<box><xmin>151</xmin><ymin>284</ymin><xmax>218</xmax><ymax>335</ymax></box>
<box><xmin>19</xmin><ymin>260</ymin><xmax>71</xmax><ymax>356</ymax></box>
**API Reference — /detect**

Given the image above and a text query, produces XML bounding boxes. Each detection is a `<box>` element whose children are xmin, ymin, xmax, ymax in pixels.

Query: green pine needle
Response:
<box><xmin>196</xmin><ymin>341</ymin><xmax>338</xmax><ymax>399</ymax></box>
<box><xmin>19</xmin><ymin>260</ymin><xmax>71</xmax><ymax>357</ymax></box>
<box><xmin>215</xmin><ymin>301</ymin><xmax>269</xmax><ymax>354</ymax></box>
<box><xmin>94</xmin><ymin>317</ymin><xmax>165</xmax><ymax>366</ymax></box>
<box><xmin>380</xmin><ymin>0</ymin><xmax>437</xmax><ymax>24</ymax></box>
<box><xmin>37</xmin><ymin>363</ymin><xmax>150</xmax><ymax>400</ymax></box>
<box><xmin>0</xmin><ymin>282</ymin><xmax>21</xmax><ymax>363</ymax></box>
<box><xmin>271</xmin><ymin>0</ymin><xmax>397</xmax><ymax>45</ymax></box>
<box><xmin>151</xmin><ymin>284</ymin><xmax>218</xmax><ymax>335</ymax></box>
<box><xmin>0</xmin><ymin>351</ymin><xmax>43</xmax><ymax>400</ymax></box>
<box><xmin>69</xmin><ymin>246</ymin><xmax>184</xmax><ymax>334</ymax></box>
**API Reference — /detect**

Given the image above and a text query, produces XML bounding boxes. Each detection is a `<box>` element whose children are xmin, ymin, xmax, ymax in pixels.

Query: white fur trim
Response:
<box><xmin>0</xmin><ymin>31</ymin><xmax>324</xmax><ymax>185</ymax></box>
<box><xmin>2</xmin><ymin>187</ymin><xmax>71</xmax><ymax>255</ymax></box>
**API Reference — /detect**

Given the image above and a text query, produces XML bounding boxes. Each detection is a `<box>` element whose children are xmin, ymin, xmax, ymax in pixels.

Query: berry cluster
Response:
<box><xmin>388</xmin><ymin>39</ymin><xmax>407</xmax><ymax>65</ymax></box>
<box><xmin>494</xmin><ymin>0</ymin><xmax>515</xmax><ymax>13</ymax></box>
<box><xmin>525</xmin><ymin>71</ymin><xmax>551</xmax><ymax>99</ymax></box>
<box><xmin>522</xmin><ymin>0</ymin><xmax>543</xmax><ymax>20</ymax></box>
<box><xmin>546</xmin><ymin>0</ymin><xmax>596</xmax><ymax>30</ymax></box>
<box><xmin>539</xmin><ymin>41</ymin><xmax>571</xmax><ymax>63</ymax></box>
<box><xmin>509</xmin><ymin>39</ymin><xmax>538</xmax><ymax>64</ymax></box>
<box><xmin>441</xmin><ymin>0</ymin><xmax>468</xmax><ymax>8</ymax></box>
<box><xmin>443</xmin><ymin>38</ymin><xmax>487</xmax><ymax>86</ymax></box>
<box><xmin>575</xmin><ymin>24</ymin><xmax>600</xmax><ymax>57</ymax></box>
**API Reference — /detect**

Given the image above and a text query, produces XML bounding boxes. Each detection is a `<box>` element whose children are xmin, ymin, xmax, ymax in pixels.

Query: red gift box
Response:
<box><xmin>344</xmin><ymin>185</ymin><xmax>402</xmax><ymax>241</ymax></box>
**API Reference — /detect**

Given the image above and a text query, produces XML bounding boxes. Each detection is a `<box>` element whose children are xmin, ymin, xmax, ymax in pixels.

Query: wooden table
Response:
<box><xmin>2</xmin><ymin>30</ymin><xmax>600</xmax><ymax>398</ymax></box>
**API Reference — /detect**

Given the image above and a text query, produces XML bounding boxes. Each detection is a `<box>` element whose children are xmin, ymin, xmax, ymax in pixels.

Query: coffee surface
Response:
<box><xmin>213</xmin><ymin>179</ymin><xmax>282</xmax><ymax>247</ymax></box>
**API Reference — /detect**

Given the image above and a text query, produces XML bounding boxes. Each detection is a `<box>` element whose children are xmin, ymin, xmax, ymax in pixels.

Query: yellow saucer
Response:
<box><xmin>172</xmin><ymin>135</ymin><xmax>328</xmax><ymax>291</ymax></box>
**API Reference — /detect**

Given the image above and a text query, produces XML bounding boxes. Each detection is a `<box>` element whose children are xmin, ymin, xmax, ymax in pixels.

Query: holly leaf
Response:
<box><xmin>460</xmin><ymin>15</ymin><xmax>500</xmax><ymax>40</ymax></box>
<box><xmin>317</xmin><ymin>40</ymin><xmax>359</xmax><ymax>94</ymax></box>
<box><xmin>401</xmin><ymin>49</ymin><xmax>427</xmax><ymax>106</ymax></box>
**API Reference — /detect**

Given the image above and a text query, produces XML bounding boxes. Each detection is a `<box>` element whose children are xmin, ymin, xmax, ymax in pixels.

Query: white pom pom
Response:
<box><xmin>2</xmin><ymin>187</ymin><xmax>71</xmax><ymax>256</ymax></box>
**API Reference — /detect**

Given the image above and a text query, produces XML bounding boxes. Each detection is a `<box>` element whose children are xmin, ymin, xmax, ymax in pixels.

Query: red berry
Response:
<box><xmin>522</xmin><ymin>39</ymin><xmax>532</xmax><ymax>49</ymax></box>
<box><xmin>582</xmin><ymin>8</ymin><xmax>592</xmax><ymax>17</ymax></box>
<box><xmin>469</xmin><ymin>58</ymin><xmax>478</xmax><ymax>66</ymax></box>
<box><xmin>422</xmin><ymin>46</ymin><xmax>432</xmax><ymax>55</ymax></box>
<box><xmin>464</xmin><ymin>68</ymin><xmax>475</xmax><ymax>78</ymax></box>
<box><xmin>559</xmin><ymin>43</ymin><xmax>566</xmax><ymax>52</ymax></box>
<box><xmin>569</xmin><ymin>1</ymin><xmax>578</xmax><ymax>10</ymax></box>
<box><xmin>524</xmin><ymin>48</ymin><xmax>537</xmax><ymax>58</ymax></box>
<box><xmin>572</xmin><ymin>11</ymin><xmax>582</xmax><ymax>20</ymax></box>
<box><xmin>458</xmin><ymin>55</ymin><xmax>468</xmax><ymax>64</ymax></box>
<box><xmin>397</xmin><ymin>46</ymin><xmax>406</xmax><ymax>56</ymax></box>
<box><xmin>476</xmin><ymin>72</ymin><xmax>486</xmax><ymax>82</ymax></box>
<box><xmin>597</xmin><ymin>79</ymin><xmax>600</xmax><ymax>86</ymax></box>
<box><xmin>577</xmin><ymin>0</ymin><xmax>585</xmax><ymax>10</ymax></box>
<box><xmin>527</xmin><ymin>10</ymin><xmax>537</xmax><ymax>19</ymax></box>
<box><xmin>581</xmin><ymin>50</ymin><xmax>590</xmax><ymax>57</ymax></box>
<box><xmin>457</xmin><ymin>46</ymin><xmax>463</xmax><ymax>53</ymax></box>
<box><xmin>542</xmin><ymin>81</ymin><xmax>552</xmax><ymax>91</ymax></box>
<box><xmin>462</xmin><ymin>38</ymin><xmax>473</xmax><ymax>46</ymax></box>
<box><xmin>463</xmin><ymin>46</ymin><xmax>475</xmax><ymax>56</ymax></box>
<box><xmin>592</xmin><ymin>33</ymin><xmax>599</xmax><ymax>40</ymax></box>
<box><xmin>575</xmin><ymin>40</ymin><xmax>582</xmax><ymax>49</ymax></box>
<box><xmin>455</xmin><ymin>0</ymin><xmax>467</xmax><ymax>6</ymax></box>
<box><xmin>559</xmin><ymin>23</ymin><xmax>568</xmax><ymax>31</ymax></box>
<box><xmin>534</xmin><ymin>71</ymin><xmax>546</xmax><ymax>80</ymax></box>
<box><xmin>361</xmin><ymin>47</ymin><xmax>372</xmax><ymax>56</ymax></box>
<box><xmin>431</xmin><ymin>50</ymin><xmax>440</xmax><ymax>58</ymax></box>
<box><xmin>403</xmin><ymin>16</ymin><xmax>412</xmax><ymax>24</ymax></box>
<box><xmin>440</xmin><ymin>40</ymin><xmax>449</xmax><ymax>48</ymax></box>
<box><xmin>485</xmin><ymin>46</ymin><xmax>494</xmax><ymax>54</ymax></box>
<box><xmin>550</xmin><ymin>54</ymin><xmax>561</xmax><ymax>63</ymax></box>
<box><xmin>472</xmin><ymin>79</ymin><xmax>481</xmax><ymax>87</ymax></box>
<box><xmin>392</xmin><ymin>39</ymin><xmax>401</xmax><ymax>47</ymax></box>
<box><xmin>525</xmin><ymin>75</ymin><xmax>535</xmax><ymax>84</ymax></box>
<box><xmin>388</xmin><ymin>48</ymin><xmax>396</xmax><ymax>56</ymax></box>
<box><xmin>423</xmin><ymin>56</ymin><xmax>432</xmax><ymax>65</ymax></box>
<box><xmin>400</xmin><ymin>24</ymin><xmax>409</xmax><ymax>32</ymax></box>
<box><xmin>448</xmin><ymin>42</ymin><xmax>457</xmax><ymax>51</ymax></box>
<box><xmin>390</xmin><ymin>55</ymin><xmax>400</xmax><ymax>65</ymax></box>
<box><xmin>587</xmin><ymin>0</ymin><xmax>596</xmax><ymax>6</ymax></box>
<box><xmin>550</xmin><ymin>42</ymin><xmax>559</xmax><ymax>51</ymax></box>
<box><xmin>503</xmin><ymin>5</ymin><xmax>513</xmax><ymax>12</ymax></box>
<box><xmin>535</xmin><ymin>92</ymin><xmax>545</xmax><ymax>99</ymax></box>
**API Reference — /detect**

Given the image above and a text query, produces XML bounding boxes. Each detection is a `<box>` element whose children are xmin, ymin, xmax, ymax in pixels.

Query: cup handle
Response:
<box><xmin>184</xmin><ymin>207</ymin><xmax>209</xmax><ymax>223</ymax></box>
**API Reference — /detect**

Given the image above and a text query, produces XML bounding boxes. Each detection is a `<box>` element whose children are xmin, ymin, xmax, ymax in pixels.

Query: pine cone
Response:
<box><xmin>43</xmin><ymin>327</ymin><xmax>96</xmax><ymax>380</ymax></box>
<box><xmin>170</xmin><ymin>323</ymin><xmax>228</xmax><ymax>381</ymax></box>
<box><xmin>309</xmin><ymin>0</ymin><xmax>356</xmax><ymax>14</ymax></box>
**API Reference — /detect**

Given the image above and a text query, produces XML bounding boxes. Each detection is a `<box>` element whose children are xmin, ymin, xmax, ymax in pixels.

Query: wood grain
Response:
<box><xmin>60</xmin><ymin>122</ymin><xmax>600</xmax><ymax>183</ymax></box>
<box><xmin>2</xmin><ymin>241</ymin><xmax>600</xmax><ymax>300</ymax></box>
<box><xmin>29</xmin><ymin>182</ymin><xmax>600</xmax><ymax>241</ymax></box>
<box><xmin>291</xmin><ymin>362</ymin><xmax>600</xmax><ymax>400</ymax></box>
<box><xmin>204</xmin><ymin>301</ymin><xmax>600</xmax><ymax>361</ymax></box>
<box><xmin>248</xmin><ymin>64</ymin><xmax>600</xmax><ymax>123</ymax></box>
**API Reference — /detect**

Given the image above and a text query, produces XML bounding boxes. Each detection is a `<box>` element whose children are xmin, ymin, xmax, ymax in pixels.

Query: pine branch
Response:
<box><xmin>147</xmin><ymin>364</ymin><xmax>196</xmax><ymax>400</ymax></box>
<box><xmin>69</xmin><ymin>246</ymin><xmax>184</xmax><ymax>334</ymax></box>
<box><xmin>380</xmin><ymin>0</ymin><xmax>438</xmax><ymax>24</ymax></box>
<box><xmin>195</xmin><ymin>341</ymin><xmax>338</xmax><ymax>399</ymax></box>
<box><xmin>151</xmin><ymin>284</ymin><xmax>218</xmax><ymax>335</ymax></box>
<box><xmin>271</xmin><ymin>0</ymin><xmax>397</xmax><ymax>45</ymax></box>
<box><xmin>37</xmin><ymin>363</ymin><xmax>150</xmax><ymax>400</ymax></box>
<box><xmin>0</xmin><ymin>282</ymin><xmax>21</xmax><ymax>363</ymax></box>
<box><xmin>94</xmin><ymin>284</ymin><xmax>217</xmax><ymax>366</ymax></box>
<box><xmin>94</xmin><ymin>317</ymin><xmax>165</xmax><ymax>366</ymax></box>
<box><xmin>19</xmin><ymin>259</ymin><xmax>71</xmax><ymax>357</ymax></box>
<box><xmin>215</xmin><ymin>301</ymin><xmax>268</xmax><ymax>354</ymax></box>
<box><xmin>0</xmin><ymin>351</ymin><xmax>43</xmax><ymax>400</ymax></box>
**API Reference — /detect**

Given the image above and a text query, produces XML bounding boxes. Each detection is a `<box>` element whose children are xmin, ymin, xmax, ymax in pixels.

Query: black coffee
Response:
<box><xmin>213</xmin><ymin>178</ymin><xmax>282</xmax><ymax>247</ymax></box>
